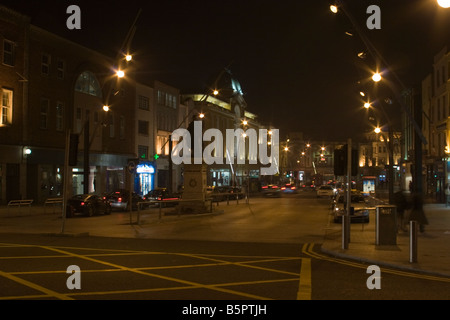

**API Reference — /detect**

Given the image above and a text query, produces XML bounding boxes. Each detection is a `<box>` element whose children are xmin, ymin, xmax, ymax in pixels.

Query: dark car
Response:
<box><xmin>144</xmin><ymin>188</ymin><xmax>180</xmax><ymax>207</ymax></box>
<box><xmin>261</xmin><ymin>184</ymin><xmax>281</xmax><ymax>197</ymax></box>
<box><xmin>104</xmin><ymin>190</ymin><xmax>144</xmax><ymax>211</ymax></box>
<box><xmin>332</xmin><ymin>192</ymin><xmax>370</xmax><ymax>223</ymax></box>
<box><xmin>211</xmin><ymin>186</ymin><xmax>245</xmax><ymax>201</ymax></box>
<box><xmin>66</xmin><ymin>194</ymin><xmax>111</xmax><ymax>217</ymax></box>
<box><xmin>281</xmin><ymin>183</ymin><xmax>297</xmax><ymax>193</ymax></box>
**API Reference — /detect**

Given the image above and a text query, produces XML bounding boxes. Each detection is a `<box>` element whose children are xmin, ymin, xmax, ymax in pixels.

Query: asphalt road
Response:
<box><xmin>0</xmin><ymin>192</ymin><xmax>449</xmax><ymax>311</ymax></box>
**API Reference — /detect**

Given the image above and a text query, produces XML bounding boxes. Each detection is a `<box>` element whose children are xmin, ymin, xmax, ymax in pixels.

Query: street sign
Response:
<box><xmin>127</xmin><ymin>160</ymin><xmax>136</xmax><ymax>174</ymax></box>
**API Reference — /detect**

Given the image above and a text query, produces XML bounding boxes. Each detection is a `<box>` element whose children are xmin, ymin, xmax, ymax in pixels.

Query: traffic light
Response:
<box><xmin>334</xmin><ymin>145</ymin><xmax>358</xmax><ymax>176</ymax></box>
<box><xmin>68</xmin><ymin>133</ymin><xmax>79</xmax><ymax>166</ymax></box>
<box><xmin>334</xmin><ymin>148</ymin><xmax>346</xmax><ymax>176</ymax></box>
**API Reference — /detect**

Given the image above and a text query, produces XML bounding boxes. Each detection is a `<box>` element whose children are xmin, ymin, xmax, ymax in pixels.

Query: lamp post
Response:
<box><xmin>367</xmin><ymin>98</ymin><xmax>395</xmax><ymax>204</ymax></box>
<box><xmin>329</xmin><ymin>0</ymin><xmax>428</xmax><ymax>206</ymax></box>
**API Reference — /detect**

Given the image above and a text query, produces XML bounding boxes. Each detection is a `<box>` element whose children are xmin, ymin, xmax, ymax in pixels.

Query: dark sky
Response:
<box><xmin>3</xmin><ymin>0</ymin><xmax>450</xmax><ymax>141</ymax></box>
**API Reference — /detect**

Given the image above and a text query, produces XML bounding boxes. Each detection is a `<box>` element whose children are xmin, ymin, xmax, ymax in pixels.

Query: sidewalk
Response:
<box><xmin>321</xmin><ymin>202</ymin><xmax>450</xmax><ymax>277</ymax></box>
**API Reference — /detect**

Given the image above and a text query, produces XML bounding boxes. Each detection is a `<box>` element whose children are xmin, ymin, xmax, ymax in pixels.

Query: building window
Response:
<box><xmin>157</xmin><ymin>135</ymin><xmax>169</xmax><ymax>155</ymax></box>
<box><xmin>57</xmin><ymin>59</ymin><xmax>65</xmax><ymax>79</ymax></box>
<box><xmin>138</xmin><ymin>95</ymin><xmax>150</xmax><ymax>110</ymax></box>
<box><xmin>40</xmin><ymin>98</ymin><xmax>49</xmax><ymax>129</ymax></box>
<box><xmin>3</xmin><ymin>40</ymin><xmax>14</xmax><ymax>66</ymax></box>
<box><xmin>74</xmin><ymin>71</ymin><xmax>102</xmax><ymax>98</ymax></box>
<box><xmin>119</xmin><ymin>116</ymin><xmax>125</xmax><ymax>139</ymax></box>
<box><xmin>41</xmin><ymin>53</ymin><xmax>51</xmax><ymax>75</ymax></box>
<box><xmin>157</xmin><ymin>90</ymin><xmax>164</xmax><ymax>105</ymax></box>
<box><xmin>138</xmin><ymin>145</ymin><xmax>148</xmax><ymax>160</ymax></box>
<box><xmin>56</xmin><ymin>102</ymin><xmax>64</xmax><ymax>131</ymax></box>
<box><xmin>1</xmin><ymin>89</ymin><xmax>13</xmax><ymax>125</ymax></box>
<box><xmin>138</xmin><ymin>120</ymin><xmax>149</xmax><ymax>135</ymax></box>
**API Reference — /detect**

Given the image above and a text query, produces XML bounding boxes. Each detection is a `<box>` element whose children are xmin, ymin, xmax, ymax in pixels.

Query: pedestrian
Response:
<box><xmin>408</xmin><ymin>193</ymin><xmax>428</xmax><ymax>233</ymax></box>
<box><xmin>445</xmin><ymin>183</ymin><xmax>450</xmax><ymax>207</ymax></box>
<box><xmin>393</xmin><ymin>190</ymin><xmax>408</xmax><ymax>232</ymax></box>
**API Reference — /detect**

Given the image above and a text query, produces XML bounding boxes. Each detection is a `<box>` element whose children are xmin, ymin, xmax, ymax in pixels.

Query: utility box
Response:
<box><xmin>375</xmin><ymin>205</ymin><xmax>397</xmax><ymax>245</ymax></box>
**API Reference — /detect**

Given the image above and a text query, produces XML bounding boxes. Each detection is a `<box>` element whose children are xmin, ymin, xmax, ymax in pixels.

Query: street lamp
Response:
<box><xmin>372</xmin><ymin>72</ymin><xmax>382</xmax><ymax>82</ymax></box>
<box><xmin>116</xmin><ymin>70</ymin><xmax>125</xmax><ymax>78</ymax></box>
<box><xmin>437</xmin><ymin>0</ymin><xmax>450</xmax><ymax>8</ymax></box>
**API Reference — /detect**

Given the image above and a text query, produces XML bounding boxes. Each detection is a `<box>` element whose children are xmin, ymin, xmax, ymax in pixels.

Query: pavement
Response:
<box><xmin>1</xmin><ymin>194</ymin><xmax>449</xmax><ymax>278</ymax></box>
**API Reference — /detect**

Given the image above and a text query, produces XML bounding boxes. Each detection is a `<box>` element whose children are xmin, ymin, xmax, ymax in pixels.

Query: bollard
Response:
<box><xmin>410</xmin><ymin>220</ymin><xmax>418</xmax><ymax>263</ymax></box>
<box><xmin>342</xmin><ymin>215</ymin><xmax>350</xmax><ymax>249</ymax></box>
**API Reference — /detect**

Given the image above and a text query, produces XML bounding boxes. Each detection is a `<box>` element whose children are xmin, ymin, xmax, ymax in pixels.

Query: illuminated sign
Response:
<box><xmin>136</xmin><ymin>164</ymin><xmax>155</xmax><ymax>174</ymax></box>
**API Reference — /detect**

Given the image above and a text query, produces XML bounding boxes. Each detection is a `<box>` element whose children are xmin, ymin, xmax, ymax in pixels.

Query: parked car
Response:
<box><xmin>104</xmin><ymin>189</ymin><xmax>144</xmax><ymax>211</ymax></box>
<box><xmin>332</xmin><ymin>192</ymin><xmax>370</xmax><ymax>223</ymax></box>
<box><xmin>281</xmin><ymin>183</ymin><xmax>297</xmax><ymax>193</ymax></box>
<box><xmin>316</xmin><ymin>185</ymin><xmax>335</xmax><ymax>198</ymax></box>
<box><xmin>144</xmin><ymin>188</ymin><xmax>180</xmax><ymax>207</ymax></box>
<box><xmin>66</xmin><ymin>194</ymin><xmax>111</xmax><ymax>217</ymax></box>
<box><xmin>261</xmin><ymin>184</ymin><xmax>281</xmax><ymax>197</ymax></box>
<box><xmin>227</xmin><ymin>186</ymin><xmax>245</xmax><ymax>200</ymax></box>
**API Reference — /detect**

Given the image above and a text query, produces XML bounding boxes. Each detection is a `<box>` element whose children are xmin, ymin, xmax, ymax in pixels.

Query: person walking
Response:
<box><xmin>408</xmin><ymin>193</ymin><xmax>428</xmax><ymax>233</ymax></box>
<box><xmin>393</xmin><ymin>190</ymin><xmax>408</xmax><ymax>232</ymax></box>
<box><xmin>445</xmin><ymin>183</ymin><xmax>450</xmax><ymax>207</ymax></box>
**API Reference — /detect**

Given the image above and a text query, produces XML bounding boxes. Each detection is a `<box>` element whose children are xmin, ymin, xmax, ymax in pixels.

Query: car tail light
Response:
<box><xmin>281</xmin><ymin>187</ymin><xmax>286</xmax><ymax>190</ymax></box>
<box><xmin>81</xmin><ymin>202</ymin><xmax>85</xmax><ymax>206</ymax></box>
<box><xmin>118</xmin><ymin>197</ymin><xmax>122</xmax><ymax>202</ymax></box>
<box><xmin>262</xmin><ymin>186</ymin><xmax>268</xmax><ymax>189</ymax></box>
<box><xmin>158</xmin><ymin>197</ymin><xmax>162</xmax><ymax>200</ymax></box>
<box><xmin>291</xmin><ymin>186</ymin><xmax>296</xmax><ymax>190</ymax></box>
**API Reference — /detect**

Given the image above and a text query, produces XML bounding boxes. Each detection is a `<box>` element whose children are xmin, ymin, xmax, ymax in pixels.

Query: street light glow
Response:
<box><xmin>372</xmin><ymin>72</ymin><xmax>382</xmax><ymax>82</ymax></box>
<box><xmin>125</xmin><ymin>54</ymin><xmax>132</xmax><ymax>62</ymax></box>
<box><xmin>199</xmin><ymin>113</ymin><xmax>205</xmax><ymax>119</ymax></box>
<box><xmin>364</xmin><ymin>102</ymin><xmax>370</xmax><ymax>109</ymax></box>
<box><xmin>330</xmin><ymin>5</ymin><xmax>338</xmax><ymax>13</ymax></box>
<box><xmin>116</xmin><ymin>70</ymin><xmax>125</xmax><ymax>78</ymax></box>
<box><xmin>437</xmin><ymin>0</ymin><xmax>450</xmax><ymax>8</ymax></box>
<box><xmin>103</xmin><ymin>105</ymin><xmax>110</xmax><ymax>112</ymax></box>
<box><xmin>213</xmin><ymin>89</ymin><xmax>219</xmax><ymax>95</ymax></box>
<box><xmin>242</xmin><ymin>119</ymin><xmax>248</xmax><ymax>125</ymax></box>
<box><xmin>374</xmin><ymin>127</ymin><xmax>381</xmax><ymax>134</ymax></box>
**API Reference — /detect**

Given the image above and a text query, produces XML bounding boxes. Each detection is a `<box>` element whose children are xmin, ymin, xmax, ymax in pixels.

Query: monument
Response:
<box><xmin>176</xmin><ymin>115</ymin><xmax>211</xmax><ymax>214</ymax></box>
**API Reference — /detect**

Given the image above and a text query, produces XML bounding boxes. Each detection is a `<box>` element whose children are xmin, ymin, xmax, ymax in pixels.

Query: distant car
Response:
<box><xmin>281</xmin><ymin>183</ymin><xmax>297</xmax><ymax>193</ymax></box>
<box><xmin>66</xmin><ymin>194</ymin><xmax>111</xmax><ymax>218</ymax></box>
<box><xmin>332</xmin><ymin>193</ymin><xmax>370</xmax><ymax>223</ymax></box>
<box><xmin>261</xmin><ymin>184</ymin><xmax>281</xmax><ymax>197</ymax></box>
<box><xmin>210</xmin><ymin>186</ymin><xmax>244</xmax><ymax>201</ymax></box>
<box><xmin>104</xmin><ymin>190</ymin><xmax>143</xmax><ymax>211</ymax></box>
<box><xmin>299</xmin><ymin>182</ymin><xmax>315</xmax><ymax>191</ymax></box>
<box><xmin>144</xmin><ymin>188</ymin><xmax>180</xmax><ymax>207</ymax></box>
<box><xmin>227</xmin><ymin>186</ymin><xmax>245</xmax><ymax>200</ymax></box>
<box><xmin>316</xmin><ymin>185</ymin><xmax>335</xmax><ymax>198</ymax></box>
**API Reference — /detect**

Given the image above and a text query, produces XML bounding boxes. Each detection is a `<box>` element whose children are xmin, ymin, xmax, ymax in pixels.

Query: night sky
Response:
<box><xmin>2</xmin><ymin>0</ymin><xmax>450</xmax><ymax>141</ymax></box>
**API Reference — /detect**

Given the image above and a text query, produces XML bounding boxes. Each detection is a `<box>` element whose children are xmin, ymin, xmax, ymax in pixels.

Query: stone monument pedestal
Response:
<box><xmin>176</xmin><ymin>163</ymin><xmax>211</xmax><ymax>214</ymax></box>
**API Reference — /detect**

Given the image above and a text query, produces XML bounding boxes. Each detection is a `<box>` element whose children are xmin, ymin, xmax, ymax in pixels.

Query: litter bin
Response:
<box><xmin>375</xmin><ymin>205</ymin><xmax>397</xmax><ymax>245</ymax></box>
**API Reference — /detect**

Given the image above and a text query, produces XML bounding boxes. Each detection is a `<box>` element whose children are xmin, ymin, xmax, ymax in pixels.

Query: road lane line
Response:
<box><xmin>40</xmin><ymin>245</ymin><xmax>272</xmax><ymax>300</ymax></box>
<box><xmin>304</xmin><ymin>242</ymin><xmax>450</xmax><ymax>283</ymax></box>
<box><xmin>297</xmin><ymin>244</ymin><xmax>312</xmax><ymax>300</ymax></box>
<box><xmin>0</xmin><ymin>269</ymin><xmax>73</xmax><ymax>300</ymax></box>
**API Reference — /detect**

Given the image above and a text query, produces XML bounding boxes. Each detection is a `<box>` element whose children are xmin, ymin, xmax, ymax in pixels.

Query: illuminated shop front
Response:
<box><xmin>135</xmin><ymin>162</ymin><xmax>155</xmax><ymax>196</ymax></box>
